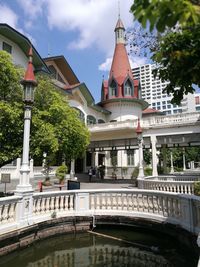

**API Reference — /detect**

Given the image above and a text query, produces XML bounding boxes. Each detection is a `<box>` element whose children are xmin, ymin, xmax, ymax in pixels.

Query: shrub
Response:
<box><xmin>56</xmin><ymin>164</ymin><xmax>68</xmax><ymax>183</ymax></box>
<box><xmin>131</xmin><ymin>166</ymin><xmax>139</xmax><ymax>178</ymax></box>
<box><xmin>144</xmin><ymin>167</ymin><xmax>152</xmax><ymax>176</ymax></box>
<box><xmin>194</xmin><ymin>182</ymin><xmax>200</xmax><ymax>196</ymax></box>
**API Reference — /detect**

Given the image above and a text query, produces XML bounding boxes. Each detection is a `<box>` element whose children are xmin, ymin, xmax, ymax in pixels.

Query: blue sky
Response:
<box><xmin>0</xmin><ymin>0</ymin><xmax>148</xmax><ymax>102</ymax></box>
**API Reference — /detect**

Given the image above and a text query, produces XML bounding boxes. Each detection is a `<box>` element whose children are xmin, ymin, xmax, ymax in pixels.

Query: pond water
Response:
<box><xmin>0</xmin><ymin>225</ymin><xmax>198</xmax><ymax>267</ymax></box>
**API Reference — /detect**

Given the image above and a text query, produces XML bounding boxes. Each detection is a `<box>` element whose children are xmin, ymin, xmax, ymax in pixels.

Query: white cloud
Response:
<box><xmin>46</xmin><ymin>0</ymin><xmax>133</xmax><ymax>54</ymax></box>
<box><xmin>129</xmin><ymin>55</ymin><xmax>147</xmax><ymax>69</ymax></box>
<box><xmin>0</xmin><ymin>4</ymin><xmax>18</xmax><ymax>28</ymax></box>
<box><xmin>98</xmin><ymin>57</ymin><xmax>112</xmax><ymax>71</ymax></box>
<box><xmin>17</xmin><ymin>0</ymin><xmax>45</xmax><ymax>19</ymax></box>
<box><xmin>98</xmin><ymin>55</ymin><xmax>147</xmax><ymax>73</ymax></box>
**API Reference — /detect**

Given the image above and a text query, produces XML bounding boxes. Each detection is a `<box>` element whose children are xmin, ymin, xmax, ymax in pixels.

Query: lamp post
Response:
<box><xmin>15</xmin><ymin>47</ymin><xmax>37</xmax><ymax>227</ymax></box>
<box><xmin>136</xmin><ymin>119</ymin><xmax>144</xmax><ymax>179</ymax></box>
<box><xmin>16</xmin><ymin>47</ymin><xmax>37</xmax><ymax>191</ymax></box>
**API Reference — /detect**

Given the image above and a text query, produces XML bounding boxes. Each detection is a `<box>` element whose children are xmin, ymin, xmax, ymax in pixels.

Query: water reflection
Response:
<box><xmin>0</xmin><ymin>231</ymin><xmax>196</xmax><ymax>267</ymax></box>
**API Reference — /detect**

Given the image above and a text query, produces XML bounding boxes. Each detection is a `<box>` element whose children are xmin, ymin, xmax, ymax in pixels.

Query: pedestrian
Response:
<box><xmin>88</xmin><ymin>167</ymin><xmax>93</xmax><ymax>182</ymax></box>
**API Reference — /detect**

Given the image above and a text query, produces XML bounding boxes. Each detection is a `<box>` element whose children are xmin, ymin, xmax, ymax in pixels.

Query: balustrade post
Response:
<box><xmin>75</xmin><ymin>192</ymin><xmax>89</xmax><ymax>212</ymax></box>
<box><xmin>180</xmin><ymin>196</ymin><xmax>194</xmax><ymax>232</ymax></box>
<box><xmin>15</xmin><ymin>191</ymin><xmax>33</xmax><ymax>227</ymax></box>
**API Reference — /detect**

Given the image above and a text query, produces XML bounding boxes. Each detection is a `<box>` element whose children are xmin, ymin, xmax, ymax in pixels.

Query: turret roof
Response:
<box><xmin>109</xmin><ymin>43</ymin><xmax>134</xmax><ymax>85</ymax></box>
<box><xmin>115</xmin><ymin>18</ymin><xmax>125</xmax><ymax>31</ymax></box>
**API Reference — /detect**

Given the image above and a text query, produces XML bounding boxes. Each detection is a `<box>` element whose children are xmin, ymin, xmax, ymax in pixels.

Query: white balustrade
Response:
<box><xmin>0</xmin><ymin>189</ymin><xmax>199</xmax><ymax>236</ymax></box>
<box><xmin>141</xmin><ymin>178</ymin><xmax>195</xmax><ymax>194</ymax></box>
<box><xmin>88</xmin><ymin>112</ymin><xmax>200</xmax><ymax>132</ymax></box>
<box><xmin>33</xmin><ymin>191</ymin><xmax>75</xmax><ymax>219</ymax></box>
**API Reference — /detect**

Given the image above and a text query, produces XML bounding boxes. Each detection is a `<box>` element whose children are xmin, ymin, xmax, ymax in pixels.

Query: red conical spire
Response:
<box><xmin>136</xmin><ymin>118</ymin><xmax>142</xmax><ymax>134</ymax></box>
<box><xmin>22</xmin><ymin>47</ymin><xmax>37</xmax><ymax>86</ymax></box>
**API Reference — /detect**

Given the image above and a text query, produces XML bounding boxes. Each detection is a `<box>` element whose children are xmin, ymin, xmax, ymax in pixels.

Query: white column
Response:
<box><xmin>16</xmin><ymin>107</ymin><xmax>32</xmax><ymax>190</ymax></box>
<box><xmin>162</xmin><ymin>145</ymin><xmax>167</xmax><ymax>174</ymax></box>
<box><xmin>15</xmin><ymin>106</ymin><xmax>33</xmax><ymax>227</ymax></box>
<box><xmin>95</xmin><ymin>152</ymin><xmax>98</xmax><ymax>167</ymax></box>
<box><xmin>170</xmin><ymin>151</ymin><xmax>174</xmax><ymax>174</ymax></box>
<box><xmin>151</xmin><ymin>135</ymin><xmax>158</xmax><ymax>177</ymax></box>
<box><xmin>183</xmin><ymin>148</ymin><xmax>186</xmax><ymax>171</ymax></box>
<box><xmin>137</xmin><ymin>136</ymin><xmax>144</xmax><ymax>178</ymax></box>
<box><xmin>70</xmin><ymin>160</ymin><xmax>75</xmax><ymax>178</ymax></box>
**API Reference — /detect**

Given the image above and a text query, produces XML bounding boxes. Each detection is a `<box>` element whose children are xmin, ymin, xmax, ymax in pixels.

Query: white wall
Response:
<box><xmin>0</xmin><ymin>35</ymin><xmax>28</xmax><ymax>68</ymax></box>
<box><xmin>104</xmin><ymin>101</ymin><xmax>142</xmax><ymax>122</ymax></box>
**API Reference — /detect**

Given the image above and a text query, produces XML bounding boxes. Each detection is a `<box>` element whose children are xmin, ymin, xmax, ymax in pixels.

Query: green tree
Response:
<box><xmin>0</xmin><ymin>51</ymin><xmax>90</xmax><ymax>167</ymax></box>
<box><xmin>0</xmin><ymin>51</ymin><xmax>23</xmax><ymax>166</ymax></box>
<box><xmin>130</xmin><ymin>0</ymin><xmax>200</xmax><ymax>104</ymax></box>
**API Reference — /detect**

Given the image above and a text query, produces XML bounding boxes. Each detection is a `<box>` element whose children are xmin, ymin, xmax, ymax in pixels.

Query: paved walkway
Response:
<box><xmin>0</xmin><ymin>173</ymin><xmax>136</xmax><ymax>194</ymax></box>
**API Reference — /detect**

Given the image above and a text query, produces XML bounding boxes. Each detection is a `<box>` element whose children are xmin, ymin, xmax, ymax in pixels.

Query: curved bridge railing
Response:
<box><xmin>138</xmin><ymin>175</ymin><xmax>200</xmax><ymax>194</ymax></box>
<box><xmin>0</xmin><ymin>189</ymin><xmax>200</xmax><ymax>236</ymax></box>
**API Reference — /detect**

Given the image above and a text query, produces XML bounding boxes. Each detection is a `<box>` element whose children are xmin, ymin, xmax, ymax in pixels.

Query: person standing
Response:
<box><xmin>88</xmin><ymin>167</ymin><xmax>93</xmax><ymax>182</ymax></box>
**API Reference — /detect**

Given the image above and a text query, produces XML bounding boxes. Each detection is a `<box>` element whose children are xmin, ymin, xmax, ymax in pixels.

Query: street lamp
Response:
<box><xmin>136</xmin><ymin>119</ymin><xmax>144</xmax><ymax>179</ymax></box>
<box><xmin>16</xmin><ymin>47</ymin><xmax>37</xmax><ymax>191</ymax></box>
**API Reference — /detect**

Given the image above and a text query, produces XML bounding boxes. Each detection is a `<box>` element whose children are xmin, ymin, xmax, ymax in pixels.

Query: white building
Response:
<box><xmin>1</xmin><ymin>21</ymin><xmax>200</xmax><ymax>179</ymax></box>
<box><xmin>132</xmin><ymin>64</ymin><xmax>198</xmax><ymax>115</ymax></box>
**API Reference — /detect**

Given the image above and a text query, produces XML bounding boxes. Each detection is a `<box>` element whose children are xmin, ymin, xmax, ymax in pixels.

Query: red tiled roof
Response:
<box><xmin>143</xmin><ymin>108</ymin><xmax>160</xmax><ymax>114</ymax></box>
<box><xmin>109</xmin><ymin>43</ymin><xmax>134</xmax><ymax>85</ymax></box>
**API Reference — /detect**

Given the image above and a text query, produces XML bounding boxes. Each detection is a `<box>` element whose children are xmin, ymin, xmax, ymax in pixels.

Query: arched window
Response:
<box><xmin>74</xmin><ymin>108</ymin><xmax>85</xmax><ymax>122</ymax></box>
<box><xmin>87</xmin><ymin>115</ymin><xmax>96</xmax><ymax>125</ymax></box>
<box><xmin>98</xmin><ymin>119</ymin><xmax>105</xmax><ymax>124</ymax></box>
<box><xmin>109</xmin><ymin>80</ymin><xmax>117</xmax><ymax>97</ymax></box>
<box><xmin>124</xmin><ymin>79</ymin><xmax>133</xmax><ymax>96</ymax></box>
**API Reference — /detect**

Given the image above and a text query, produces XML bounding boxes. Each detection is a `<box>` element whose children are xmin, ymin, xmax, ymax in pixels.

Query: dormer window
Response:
<box><xmin>109</xmin><ymin>80</ymin><xmax>117</xmax><ymax>97</ymax></box>
<box><xmin>124</xmin><ymin>79</ymin><xmax>133</xmax><ymax>96</ymax></box>
<box><xmin>49</xmin><ymin>65</ymin><xmax>64</xmax><ymax>83</ymax></box>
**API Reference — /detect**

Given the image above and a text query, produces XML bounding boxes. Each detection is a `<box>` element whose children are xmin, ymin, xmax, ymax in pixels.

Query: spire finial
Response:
<box><xmin>118</xmin><ymin>0</ymin><xmax>120</xmax><ymax>18</ymax></box>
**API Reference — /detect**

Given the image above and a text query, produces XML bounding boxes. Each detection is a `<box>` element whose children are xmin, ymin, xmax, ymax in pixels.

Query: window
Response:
<box><xmin>74</xmin><ymin>108</ymin><xmax>85</xmax><ymax>122</ymax></box>
<box><xmin>109</xmin><ymin>80</ymin><xmax>117</xmax><ymax>97</ymax></box>
<box><xmin>3</xmin><ymin>42</ymin><xmax>12</xmax><ymax>54</ymax></box>
<box><xmin>87</xmin><ymin>115</ymin><xmax>96</xmax><ymax>125</ymax></box>
<box><xmin>49</xmin><ymin>65</ymin><xmax>57</xmax><ymax>79</ymax></box>
<box><xmin>110</xmin><ymin>150</ymin><xmax>118</xmax><ymax>166</ymax></box>
<box><xmin>57</xmin><ymin>73</ymin><xmax>64</xmax><ymax>83</ymax></box>
<box><xmin>127</xmin><ymin>150</ymin><xmax>134</xmax><ymax>166</ymax></box>
<box><xmin>124</xmin><ymin>79</ymin><xmax>133</xmax><ymax>96</ymax></box>
<box><xmin>98</xmin><ymin>119</ymin><xmax>105</xmax><ymax>124</ymax></box>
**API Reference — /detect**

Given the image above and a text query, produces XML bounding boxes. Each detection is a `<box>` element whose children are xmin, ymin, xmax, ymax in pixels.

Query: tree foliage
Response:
<box><xmin>0</xmin><ymin>51</ymin><xmax>90</xmax><ymax>167</ymax></box>
<box><xmin>130</xmin><ymin>0</ymin><xmax>200</xmax><ymax>104</ymax></box>
<box><xmin>131</xmin><ymin>0</ymin><xmax>200</xmax><ymax>32</ymax></box>
<box><xmin>0</xmin><ymin>51</ymin><xmax>23</xmax><ymax>166</ymax></box>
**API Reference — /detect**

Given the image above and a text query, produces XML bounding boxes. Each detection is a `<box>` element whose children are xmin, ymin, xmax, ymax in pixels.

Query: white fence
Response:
<box><xmin>0</xmin><ymin>158</ymin><xmax>56</xmax><ymax>180</ymax></box>
<box><xmin>139</xmin><ymin>175</ymin><xmax>200</xmax><ymax>194</ymax></box>
<box><xmin>0</xmin><ymin>189</ymin><xmax>200</xmax><ymax>236</ymax></box>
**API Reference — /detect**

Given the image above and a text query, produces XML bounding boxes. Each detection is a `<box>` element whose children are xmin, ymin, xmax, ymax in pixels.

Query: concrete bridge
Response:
<box><xmin>0</xmin><ymin>188</ymin><xmax>200</xmax><ymax>265</ymax></box>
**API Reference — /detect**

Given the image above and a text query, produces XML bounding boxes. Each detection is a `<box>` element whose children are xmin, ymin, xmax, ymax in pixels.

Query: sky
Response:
<box><xmin>0</xmin><ymin>0</ymin><xmax>148</xmax><ymax>102</ymax></box>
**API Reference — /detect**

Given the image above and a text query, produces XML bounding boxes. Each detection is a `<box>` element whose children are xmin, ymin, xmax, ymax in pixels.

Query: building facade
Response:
<box><xmin>132</xmin><ymin>64</ymin><xmax>199</xmax><ymax>115</ymax></box>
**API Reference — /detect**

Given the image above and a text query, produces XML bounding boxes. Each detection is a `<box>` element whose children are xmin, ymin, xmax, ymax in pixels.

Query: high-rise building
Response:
<box><xmin>132</xmin><ymin>64</ymin><xmax>197</xmax><ymax>115</ymax></box>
